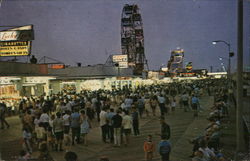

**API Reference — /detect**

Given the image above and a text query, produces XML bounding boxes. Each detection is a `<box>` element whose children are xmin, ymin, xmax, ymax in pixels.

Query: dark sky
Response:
<box><xmin>0</xmin><ymin>0</ymin><xmax>249</xmax><ymax>71</ymax></box>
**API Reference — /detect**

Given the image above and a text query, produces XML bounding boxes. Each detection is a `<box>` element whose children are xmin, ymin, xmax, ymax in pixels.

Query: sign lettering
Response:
<box><xmin>0</xmin><ymin>30</ymin><xmax>34</xmax><ymax>41</ymax></box>
<box><xmin>0</xmin><ymin>41</ymin><xmax>31</xmax><ymax>56</ymax></box>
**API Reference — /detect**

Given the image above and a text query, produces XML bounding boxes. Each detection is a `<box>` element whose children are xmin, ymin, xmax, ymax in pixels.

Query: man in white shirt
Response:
<box><xmin>181</xmin><ymin>92</ymin><xmax>190</xmax><ymax>112</ymax></box>
<box><xmin>39</xmin><ymin>110</ymin><xmax>50</xmax><ymax>130</ymax></box>
<box><xmin>124</xmin><ymin>96</ymin><xmax>133</xmax><ymax>111</ymax></box>
<box><xmin>63</xmin><ymin>110</ymin><xmax>71</xmax><ymax>134</ymax></box>
<box><xmin>99</xmin><ymin>108</ymin><xmax>108</xmax><ymax>143</ymax></box>
<box><xmin>158</xmin><ymin>95</ymin><xmax>166</xmax><ymax>117</ymax></box>
<box><xmin>122</xmin><ymin>110</ymin><xmax>132</xmax><ymax>146</ymax></box>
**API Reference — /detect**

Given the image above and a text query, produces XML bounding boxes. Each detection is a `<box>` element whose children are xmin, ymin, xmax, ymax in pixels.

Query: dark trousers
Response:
<box><xmin>159</xmin><ymin>103</ymin><xmax>166</xmax><ymax>116</ymax></box>
<box><xmin>96</xmin><ymin>110</ymin><xmax>101</xmax><ymax>122</ymax></box>
<box><xmin>138</xmin><ymin>108</ymin><xmax>144</xmax><ymax>118</ymax></box>
<box><xmin>161</xmin><ymin>153</ymin><xmax>170</xmax><ymax>161</ymax></box>
<box><xmin>192</xmin><ymin>103</ymin><xmax>198</xmax><ymax>117</ymax></box>
<box><xmin>133</xmin><ymin>120</ymin><xmax>140</xmax><ymax>136</ymax></box>
<box><xmin>0</xmin><ymin>115</ymin><xmax>9</xmax><ymax>128</ymax></box>
<box><xmin>108</xmin><ymin>125</ymin><xmax>114</xmax><ymax>143</ymax></box>
<box><xmin>101</xmin><ymin>124</ymin><xmax>109</xmax><ymax>142</ymax></box>
<box><xmin>71</xmin><ymin>127</ymin><xmax>80</xmax><ymax>144</ymax></box>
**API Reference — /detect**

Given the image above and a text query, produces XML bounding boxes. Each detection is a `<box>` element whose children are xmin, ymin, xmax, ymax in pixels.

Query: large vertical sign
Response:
<box><xmin>0</xmin><ymin>25</ymin><xmax>34</xmax><ymax>57</ymax></box>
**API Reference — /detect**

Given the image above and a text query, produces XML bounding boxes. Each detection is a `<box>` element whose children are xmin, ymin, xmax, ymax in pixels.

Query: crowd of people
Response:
<box><xmin>0</xmin><ymin>78</ymin><xmax>235</xmax><ymax>161</ymax></box>
<box><xmin>190</xmin><ymin>80</ymin><xmax>233</xmax><ymax>161</ymax></box>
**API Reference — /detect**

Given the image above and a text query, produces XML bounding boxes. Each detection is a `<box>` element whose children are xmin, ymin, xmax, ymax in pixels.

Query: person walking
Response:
<box><xmin>170</xmin><ymin>98</ymin><xmax>176</xmax><ymax>114</ymax></box>
<box><xmin>70</xmin><ymin>109</ymin><xmax>81</xmax><ymax>145</ymax></box>
<box><xmin>137</xmin><ymin>96</ymin><xmax>145</xmax><ymax>118</ymax></box>
<box><xmin>157</xmin><ymin>95</ymin><xmax>166</xmax><ymax>117</ymax></box>
<box><xmin>39</xmin><ymin>109</ymin><xmax>50</xmax><ymax>131</ymax></box>
<box><xmin>53</xmin><ymin>112</ymin><xmax>64</xmax><ymax>151</ymax></box>
<box><xmin>112</xmin><ymin>110</ymin><xmax>122</xmax><ymax>147</ymax></box>
<box><xmin>22</xmin><ymin>126</ymin><xmax>33</xmax><ymax>154</ymax></box>
<box><xmin>0</xmin><ymin>102</ymin><xmax>10</xmax><ymax>129</ymax></box>
<box><xmin>144</xmin><ymin>96</ymin><xmax>151</xmax><ymax>117</ymax></box>
<box><xmin>158</xmin><ymin>135</ymin><xmax>171</xmax><ymax>161</ymax></box>
<box><xmin>107</xmin><ymin>108</ymin><xmax>115</xmax><ymax>143</ymax></box>
<box><xmin>150</xmin><ymin>96</ymin><xmax>158</xmax><ymax>116</ymax></box>
<box><xmin>80</xmin><ymin>110</ymin><xmax>91</xmax><ymax>146</ymax></box>
<box><xmin>160</xmin><ymin>118</ymin><xmax>171</xmax><ymax>140</ymax></box>
<box><xmin>181</xmin><ymin>92</ymin><xmax>190</xmax><ymax>112</ymax></box>
<box><xmin>143</xmin><ymin>135</ymin><xmax>155</xmax><ymax>161</ymax></box>
<box><xmin>131</xmin><ymin>107</ymin><xmax>140</xmax><ymax>136</ymax></box>
<box><xmin>62</xmin><ymin>110</ymin><xmax>71</xmax><ymax>136</ymax></box>
<box><xmin>122</xmin><ymin>110</ymin><xmax>132</xmax><ymax>146</ymax></box>
<box><xmin>191</xmin><ymin>95</ymin><xmax>200</xmax><ymax>117</ymax></box>
<box><xmin>100</xmin><ymin>108</ymin><xmax>108</xmax><ymax>143</ymax></box>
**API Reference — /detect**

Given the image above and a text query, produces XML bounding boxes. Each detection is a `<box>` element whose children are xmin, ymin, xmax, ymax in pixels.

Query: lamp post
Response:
<box><xmin>212</xmin><ymin>40</ymin><xmax>231</xmax><ymax>79</ymax></box>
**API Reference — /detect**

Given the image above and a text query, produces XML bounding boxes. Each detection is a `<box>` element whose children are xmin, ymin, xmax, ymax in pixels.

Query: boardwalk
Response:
<box><xmin>0</xmin><ymin>95</ymin><xmax>237</xmax><ymax>161</ymax></box>
<box><xmin>50</xmin><ymin>95</ymin><xmax>217</xmax><ymax>161</ymax></box>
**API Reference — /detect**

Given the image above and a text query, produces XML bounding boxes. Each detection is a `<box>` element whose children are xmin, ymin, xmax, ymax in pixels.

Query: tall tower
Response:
<box><xmin>121</xmin><ymin>4</ymin><xmax>147</xmax><ymax>75</ymax></box>
<box><xmin>167</xmin><ymin>49</ymin><xmax>184</xmax><ymax>74</ymax></box>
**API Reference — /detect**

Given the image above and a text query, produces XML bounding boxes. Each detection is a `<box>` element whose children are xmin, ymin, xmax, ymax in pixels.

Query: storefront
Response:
<box><xmin>21</xmin><ymin>76</ymin><xmax>55</xmax><ymax>96</ymax></box>
<box><xmin>0</xmin><ymin>77</ymin><xmax>21</xmax><ymax>99</ymax></box>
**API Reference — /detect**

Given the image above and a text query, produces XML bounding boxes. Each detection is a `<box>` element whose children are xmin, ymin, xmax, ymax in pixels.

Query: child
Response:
<box><xmin>143</xmin><ymin>135</ymin><xmax>155</xmax><ymax>161</ymax></box>
<box><xmin>171</xmin><ymin>99</ymin><xmax>176</xmax><ymax>113</ymax></box>
<box><xmin>35</xmin><ymin>122</ymin><xmax>46</xmax><ymax>149</ymax></box>
<box><xmin>22</xmin><ymin>126</ymin><xmax>32</xmax><ymax>154</ymax></box>
<box><xmin>38</xmin><ymin>141</ymin><xmax>49</xmax><ymax>160</ymax></box>
<box><xmin>64</xmin><ymin>133</ymin><xmax>71</xmax><ymax>152</ymax></box>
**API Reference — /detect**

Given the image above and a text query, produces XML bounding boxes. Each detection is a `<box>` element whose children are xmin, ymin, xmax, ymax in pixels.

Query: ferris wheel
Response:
<box><xmin>121</xmin><ymin>4</ymin><xmax>148</xmax><ymax>75</ymax></box>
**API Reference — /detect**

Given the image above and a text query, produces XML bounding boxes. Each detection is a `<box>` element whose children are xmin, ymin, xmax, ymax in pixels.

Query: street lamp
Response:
<box><xmin>212</xmin><ymin>40</ymin><xmax>233</xmax><ymax>78</ymax></box>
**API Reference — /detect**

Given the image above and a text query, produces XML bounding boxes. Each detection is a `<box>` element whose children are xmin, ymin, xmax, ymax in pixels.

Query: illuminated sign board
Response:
<box><xmin>112</xmin><ymin>55</ymin><xmax>128</xmax><ymax>62</ymax></box>
<box><xmin>118</xmin><ymin>61</ymin><xmax>128</xmax><ymax>68</ymax></box>
<box><xmin>0</xmin><ymin>30</ymin><xmax>34</xmax><ymax>41</ymax></box>
<box><xmin>48</xmin><ymin>64</ymin><xmax>65</xmax><ymax>69</ymax></box>
<box><xmin>0</xmin><ymin>41</ymin><xmax>31</xmax><ymax>56</ymax></box>
<box><xmin>112</xmin><ymin>54</ymin><xmax>128</xmax><ymax>68</ymax></box>
<box><xmin>0</xmin><ymin>77</ymin><xmax>20</xmax><ymax>85</ymax></box>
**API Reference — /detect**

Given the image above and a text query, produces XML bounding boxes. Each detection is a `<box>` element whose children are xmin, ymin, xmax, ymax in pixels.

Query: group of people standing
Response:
<box><xmin>0</xmin><ymin>78</ymin><xmax>233</xmax><ymax>161</ymax></box>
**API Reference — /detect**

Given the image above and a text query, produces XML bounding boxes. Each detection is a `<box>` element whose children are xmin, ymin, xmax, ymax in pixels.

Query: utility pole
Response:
<box><xmin>236</xmin><ymin>0</ymin><xmax>245</xmax><ymax>159</ymax></box>
<box><xmin>210</xmin><ymin>66</ymin><xmax>213</xmax><ymax>73</ymax></box>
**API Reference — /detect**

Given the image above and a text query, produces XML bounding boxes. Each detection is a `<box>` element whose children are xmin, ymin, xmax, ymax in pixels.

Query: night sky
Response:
<box><xmin>0</xmin><ymin>0</ymin><xmax>249</xmax><ymax>71</ymax></box>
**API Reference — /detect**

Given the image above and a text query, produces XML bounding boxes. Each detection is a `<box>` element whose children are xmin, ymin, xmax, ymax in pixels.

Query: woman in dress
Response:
<box><xmin>144</xmin><ymin>95</ymin><xmax>151</xmax><ymax>117</ymax></box>
<box><xmin>150</xmin><ymin>96</ymin><xmax>158</xmax><ymax>116</ymax></box>
<box><xmin>80</xmin><ymin>110</ymin><xmax>91</xmax><ymax>146</ymax></box>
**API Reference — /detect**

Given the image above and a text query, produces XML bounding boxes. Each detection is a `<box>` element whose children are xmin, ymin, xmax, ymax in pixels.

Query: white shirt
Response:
<box><xmin>99</xmin><ymin>110</ymin><xmax>107</xmax><ymax>127</ymax></box>
<box><xmin>63</xmin><ymin>114</ymin><xmax>70</xmax><ymax>126</ymax></box>
<box><xmin>66</xmin><ymin>102</ymin><xmax>72</xmax><ymax>111</ymax></box>
<box><xmin>34</xmin><ymin>118</ymin><xmax>40</xmax><ymax>127</ymax></box>
<box><xmin>122</xmin><ymin>115</ymin><xmax>132</xmax><ymax>129</ymax></box>
<box><xmin>199</xmin><ymin>147</ymin><xmax>215</xmax><ymax>160</ymax></box>
<box><xmin>39</xmin><ymin>113</ymin><xmax>49</xmax><ymax>123</ymax></box>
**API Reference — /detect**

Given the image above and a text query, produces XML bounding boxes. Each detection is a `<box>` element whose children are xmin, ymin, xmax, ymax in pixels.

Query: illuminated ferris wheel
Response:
<box><xmin>121</xmin><ymin>4</ymin><xmax>147</xmax><ymax>75</ymax></box>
